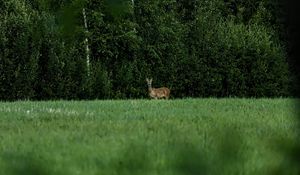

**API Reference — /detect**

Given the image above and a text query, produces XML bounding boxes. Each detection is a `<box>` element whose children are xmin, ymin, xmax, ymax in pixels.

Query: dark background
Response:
<box><xmin>0</xmin><ymin>0</ymin><xmax>299</xmax><ymax>100</ymax></box>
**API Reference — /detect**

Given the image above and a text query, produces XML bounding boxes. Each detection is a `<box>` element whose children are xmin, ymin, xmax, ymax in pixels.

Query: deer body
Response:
<box><xmin>146</xmin><ymin>78</ymin><xmax>170</xmax><ymax>99</ymax></box>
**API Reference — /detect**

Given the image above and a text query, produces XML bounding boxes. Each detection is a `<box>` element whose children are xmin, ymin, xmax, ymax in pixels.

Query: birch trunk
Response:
<box><xmin>82</xmin><ymin>8</ymin><xmax>90</xmax><ymax>77</ymax></box>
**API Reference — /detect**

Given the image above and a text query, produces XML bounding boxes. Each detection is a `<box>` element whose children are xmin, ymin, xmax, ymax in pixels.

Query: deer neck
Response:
<box><xmin>148</xmin><ymin>84</ymin><xmax>153</xmax><ymax>92</ymax></box>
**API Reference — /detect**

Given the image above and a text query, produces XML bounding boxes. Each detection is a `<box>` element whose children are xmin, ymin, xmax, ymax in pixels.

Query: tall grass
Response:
<box><xmin>0</xmin><ymin>98</ymin><xmax>299</xmax><ymax>175</ymax></box>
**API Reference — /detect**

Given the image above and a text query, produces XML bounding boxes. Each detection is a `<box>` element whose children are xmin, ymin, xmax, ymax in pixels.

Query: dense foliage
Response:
<box><xmin>0</xmin><ymin>0</ymin><xmax>294</xmax><ymax>100</ymax></box>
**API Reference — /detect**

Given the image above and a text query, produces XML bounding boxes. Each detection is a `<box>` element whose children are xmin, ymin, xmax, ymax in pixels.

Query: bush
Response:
<box><xmin>176</xmin><ymin>3</ymin><xmax>289</xmax><ymax>97</ymax></box>
<box><xmin>0</xmin><ymin>1</ymin><xmax>38</xmax><ymax>100</ymax></box>
<box><xmin>216</xmin><ymin>21</ymin><xmax>289</xmax><ymax>97</ymax></box>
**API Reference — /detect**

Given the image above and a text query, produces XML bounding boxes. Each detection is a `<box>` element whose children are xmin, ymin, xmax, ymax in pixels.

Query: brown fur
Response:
<box><xmin>146</xmin><ymin>78</ymin><xmax>170</xmax><ymax>99</ymax></box>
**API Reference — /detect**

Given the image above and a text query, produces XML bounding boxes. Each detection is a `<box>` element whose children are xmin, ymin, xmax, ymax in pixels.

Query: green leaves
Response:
<box><xmin>0</xmin><ymin>0</ymin><xmax>292</xmax><ymax>99</ymax></box>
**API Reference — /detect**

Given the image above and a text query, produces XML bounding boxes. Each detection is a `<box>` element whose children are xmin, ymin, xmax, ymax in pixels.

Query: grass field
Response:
<box><xmin>0</xmin><ymin>98</ymin><xmax>299</xmax><ymax>175</ymax></box>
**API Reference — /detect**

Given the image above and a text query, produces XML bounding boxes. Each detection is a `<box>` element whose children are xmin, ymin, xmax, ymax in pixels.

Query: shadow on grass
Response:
<box><xmin>1</xmin><ymin>153</ymin><xmax>63</xmax><ymax>175</ymax></box>
<box><xmin>271</xmin><ymin>126</ymin><xmax>300</xmax><ymax>175</ymax></box>
<box><xmin>173</xmin><ymin>128</ymin><xmax>245</xmax><ymax>175</ymax></box>
<box><xmin>2</xmin><ymin>116</ymin><xmax>300</xmax><ymax>175</ymax></box>
<box><xmin>113</xmin><ymin>142</ymin><xmax>152</xmax><ymax>175</ymax></box>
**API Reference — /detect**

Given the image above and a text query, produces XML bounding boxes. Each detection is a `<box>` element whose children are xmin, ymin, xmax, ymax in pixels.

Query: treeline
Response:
<box><xmin>0</xmin><ymin>0</ymin><xmax>295</xmax><ymax>100</ymax></box>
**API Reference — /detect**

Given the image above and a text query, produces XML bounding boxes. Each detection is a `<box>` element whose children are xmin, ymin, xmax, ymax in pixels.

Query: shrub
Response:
<box><xmin>178</xmin><ymin>2</ymin><xmax>289</xmax><ymax>97</ymax></box>
<box><xmin>0</xmin><ymin>1</ymin><xmax>38</xmax><ymax>100</ymax></box>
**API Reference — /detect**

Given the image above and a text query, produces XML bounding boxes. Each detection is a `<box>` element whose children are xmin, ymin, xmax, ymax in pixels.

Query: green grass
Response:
<box><xmin>0</xmin><ymin>98</ymin><xmax>299</xmax><ymax>175</ymax></box>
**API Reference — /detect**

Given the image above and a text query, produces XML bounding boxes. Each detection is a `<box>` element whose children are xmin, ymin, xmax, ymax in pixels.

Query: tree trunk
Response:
<box><xmin>82</xmin><ymin>8</ymin><xmax>90</xmax><ymax>77</ymax></box>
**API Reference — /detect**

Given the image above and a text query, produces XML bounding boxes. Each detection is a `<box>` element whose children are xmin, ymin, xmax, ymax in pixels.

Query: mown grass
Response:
<box><xmin>0</xmin><ymin>98</ymin><xmax>299</xmax><ymax>175</ymax></box>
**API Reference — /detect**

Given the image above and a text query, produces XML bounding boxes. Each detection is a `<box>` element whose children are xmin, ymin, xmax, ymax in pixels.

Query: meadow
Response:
<box><xmin>0</xmin><ymin>98</ymin><xmax>299</xmax><ymax>175</ymax></box>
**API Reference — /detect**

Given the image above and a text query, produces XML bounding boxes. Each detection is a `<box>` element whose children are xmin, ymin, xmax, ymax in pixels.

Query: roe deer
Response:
<box><xmin>146</xmin><ymin>78</ymin><xmax>170</xmax><ymax>99</ymax></box>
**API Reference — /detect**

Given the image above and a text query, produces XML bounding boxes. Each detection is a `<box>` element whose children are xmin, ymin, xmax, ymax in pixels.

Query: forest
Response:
<box><xmin>0</xmin><ymin>0</ymin><xmax>299</xmax><ymax>100</ymax></box>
